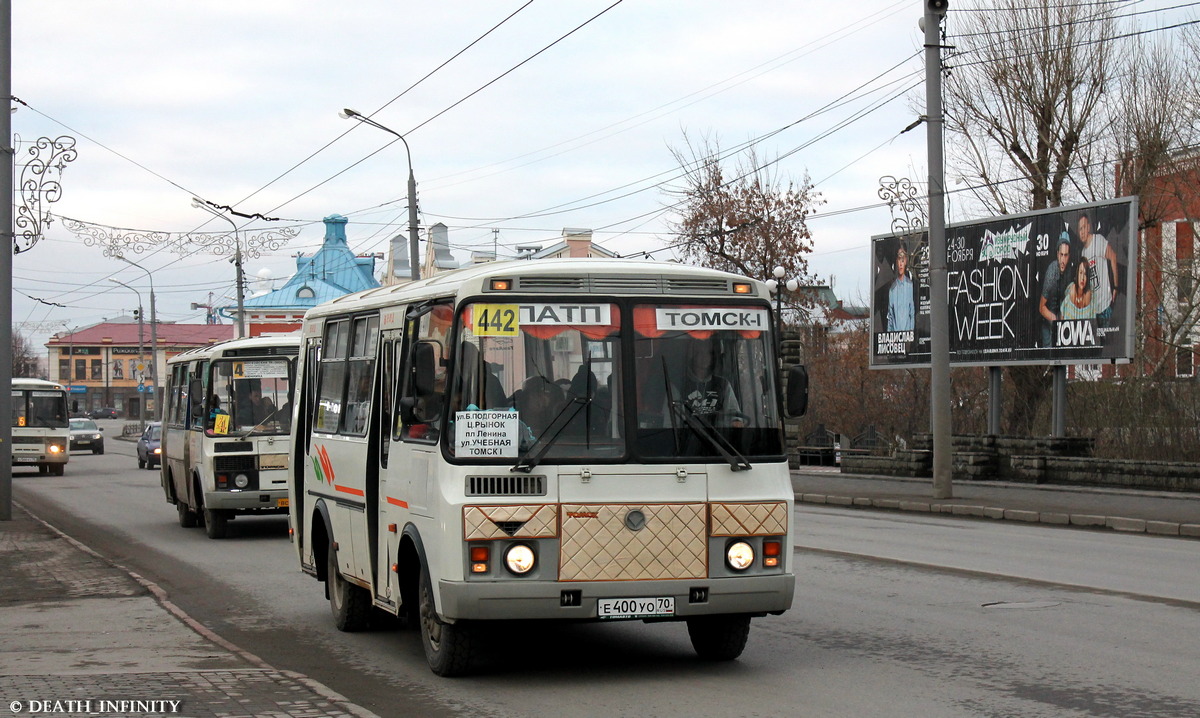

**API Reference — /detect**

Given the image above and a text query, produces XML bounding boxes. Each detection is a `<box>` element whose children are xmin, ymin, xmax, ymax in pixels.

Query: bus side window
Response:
<box><xmin>398</xmin><ymin>308</ymin><xmax>449</xmax><ymax>443</ymax></box>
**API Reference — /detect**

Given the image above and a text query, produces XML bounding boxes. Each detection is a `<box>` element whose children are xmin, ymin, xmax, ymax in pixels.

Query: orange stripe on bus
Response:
<box><xmin>386</xmin><ymin>496</ymin><xmax>409</xmax><ymax>508</ymax></box>
<box><xmin>334</xmin><ymin>483</ymin><xmax>365</xmax><ymax>497</ymax></box>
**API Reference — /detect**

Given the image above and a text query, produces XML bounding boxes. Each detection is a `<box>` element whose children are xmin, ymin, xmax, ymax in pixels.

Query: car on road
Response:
<box><xmin>68</xmin><ymin>418</ymin><xmax>105</xmax><ymax>454</ymax></box>
<box><xmin>137</xmin><ymin>422</ymin><xmax>162</xmax><ymax>470</ymax></box>
<box><xmin>89</xmin><ymin>407</ymin><xmax>120</xmax><ymax>419</ymax></box>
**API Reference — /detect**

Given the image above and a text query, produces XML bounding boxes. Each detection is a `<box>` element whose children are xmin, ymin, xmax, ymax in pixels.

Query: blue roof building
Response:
<box><xmin>234</xmin><ymin>214</ymin><xmax>381</xmax><ymax>336</ymax></box>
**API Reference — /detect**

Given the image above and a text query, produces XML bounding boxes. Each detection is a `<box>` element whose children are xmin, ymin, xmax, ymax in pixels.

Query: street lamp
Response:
<box><xmin>191</xmin><ymin>198</ymin><xmax>246</xmax><ymax>337</ymax></box>
<box><xmin>115</xmin><ymin>254</ymin><xmax>161</xmax><ymax>419</ymax></box>
<box><xmin>109</xmin><ymin>277</ymin><xmax>146</xmax><ymax>430</ymax></box>
<box><xmin>765</xmin><ymin>266</ymin><xmax>799</xmax><ymax>363</ymax></box>
<box><xmin>339</xmin><ymin>108</ymin><xmax>420</xmax><ymax>282</ymax></box>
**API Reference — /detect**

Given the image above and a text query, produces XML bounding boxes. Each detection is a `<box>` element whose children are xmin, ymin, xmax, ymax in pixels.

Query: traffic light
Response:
<box><xmin>927</xmin><ymin>0</ymin><xmax>948</xmax><ymax>12</ymax></box>
<box><xmin>133</xmin><ymin>309</ymin><xmax>140</xmax><ymax>319</ymax></box>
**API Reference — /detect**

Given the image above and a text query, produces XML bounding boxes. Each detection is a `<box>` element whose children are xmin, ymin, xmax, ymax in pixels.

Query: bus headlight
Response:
<box><xmin>726</xmin><ymin>541</ymin><xmax>755</xmax><ymax>571</ymax></box>
<box><xmin>48</xmin><ymin>444</ymin><xmax>63</xmax><ymax>454</ymax></box>
<box><xmin>504</xmin><ymin>544</ymin><xmax>536</xmax><ymax>575</ymax></box>
<box><xmin>234</xmin><ymin>474</ymin><xmax>250</xmax><ymax>489</ymax></box>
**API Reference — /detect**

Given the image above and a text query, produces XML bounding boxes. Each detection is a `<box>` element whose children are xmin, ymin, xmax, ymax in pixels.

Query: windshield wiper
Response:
<box><xmin>668</xmin><ymin>399</ymin><xmax>752</xmax><ymax>472</ymax></box>
<box><xmin>237</xmin><ymin>409</ymin><xmax>282</xmax><ymax>438</ymax></box>
<box><xmin>512</xmin><ymin>361</ymin><xmax>596</xmax><ymax>473</ymax></box>
<box><xmin>660</xmin><ymin>354</ymin><xmax>750</xmax><ymax>471</ymax></box>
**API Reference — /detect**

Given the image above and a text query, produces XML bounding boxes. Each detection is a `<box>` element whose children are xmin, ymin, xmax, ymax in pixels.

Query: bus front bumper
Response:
<box><xmin>437</xmin><ymin>573</ymin><xmax>795</xmax><ymax>621</ymax></box>
<box><xmin>204</xmin><ymin>489</ymin><xmax>289</xmax><ymax>511</ymax></box>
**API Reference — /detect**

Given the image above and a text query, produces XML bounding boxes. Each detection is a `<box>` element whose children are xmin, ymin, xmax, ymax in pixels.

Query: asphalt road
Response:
<box><xmin>13</xmin><ymin>439</ymin><xmax>1200</xmax><ymax>718</ymax></box>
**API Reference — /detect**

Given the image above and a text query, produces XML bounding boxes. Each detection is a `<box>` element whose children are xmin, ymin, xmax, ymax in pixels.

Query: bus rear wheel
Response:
<box><xmin>327</xmin><ymin>538</ymin><xmax>371</xmax><ymax>632</ymax></box>
<box><xmin>418</xmin><ymin>567</ymin><xmax>474</xmax><ymax>676</ymax></box>
<box><xmin>176</xmin><ymin>499</ymin><xmax>198</xmax><ymax>528</ymax></box>
<box><xmin>686</xmin><ymin>614</ymin><xmax>751</xmax><ymax>661</ymax></box>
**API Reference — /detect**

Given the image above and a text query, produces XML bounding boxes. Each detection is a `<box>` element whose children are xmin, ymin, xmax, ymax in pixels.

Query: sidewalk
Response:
<box><xmin>0</xmin><ymin>502</ymin><xmax>379</xmax><ymax>718</ymax></box>
<box><xmin>792</xmin><ymin>467</ymin><xmax>1200</xmax><ymax>538</ymax></box>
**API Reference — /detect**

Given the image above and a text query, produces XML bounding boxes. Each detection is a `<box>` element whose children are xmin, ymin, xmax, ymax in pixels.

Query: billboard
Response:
<box><xmin>870</xmin><ymin>198</ymin><xmax>1138</xmax><ymax>368</ymax></box>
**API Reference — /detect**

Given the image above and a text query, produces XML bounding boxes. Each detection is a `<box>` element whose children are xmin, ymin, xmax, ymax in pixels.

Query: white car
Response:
<box><xmin>68</xmin><ymin>418</ymin><xmax>105</xmax><ymax>454</ymax></box>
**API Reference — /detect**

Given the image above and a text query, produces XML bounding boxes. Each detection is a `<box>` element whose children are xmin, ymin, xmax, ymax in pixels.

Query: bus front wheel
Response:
<box><xmin>204</xmin><ymin>508</ymin><xmax>229</xmax><ymax>539</ymax></box>
<box><xmin>686</xmin><ymin>614</ymin><xmax>751</xmax><ymax>661</ymax></box>
<box><xmin>327</xmin><ymin>539</ymin><xmax>371</xmax><ymax>632</ymax></box>
<box><xmin>418</xmin><ymin>567</ymin><xmax>474</xmax><ymax>676</ymax></box>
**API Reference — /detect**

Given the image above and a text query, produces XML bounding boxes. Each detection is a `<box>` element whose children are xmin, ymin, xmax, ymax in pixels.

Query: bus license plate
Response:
<box><xmin>597</xmin><ymin>596</ymin><xmax>674</xmax><ymax>620</ymax></box>
<box><xmin>14</xmin><ymin>456</ymin><xmax>37</xmax><ymax>462</ymax></box>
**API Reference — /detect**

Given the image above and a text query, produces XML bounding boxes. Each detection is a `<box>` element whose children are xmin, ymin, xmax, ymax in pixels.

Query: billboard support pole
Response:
<box><xmin>988</xmin><ymin>368</ymin><xmax>1002</xmax><ymax>435</ymax></box>
<box><xmin>925</xmin><ymin>0</ymin><xmax>953</xmax><ymax>499</ymax></box>
<box><xmin>1052</xmin><ymin>366</ymin><xmax>1067</xmax><ymax>437</ymax></box>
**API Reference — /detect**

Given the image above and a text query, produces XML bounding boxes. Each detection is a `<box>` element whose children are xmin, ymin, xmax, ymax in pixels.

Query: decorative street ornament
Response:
<box><xmin>61</xmin><ymin>216</ymin><xmax>299</xmax><ymax>259</ymax></box>
<box><xmin>877</xmin><ymin>175</ymin><xmax>927</xmax><ymax>238</ymax></box>
<box><xmin>14</xmin><ymin>135</ymin><xmax>78</xmax><ymax>254</ymax></box>
<box><xmin>183</xmin><ymin>225</ymin><xmax>298</xmax><ymax>260</ymax></box>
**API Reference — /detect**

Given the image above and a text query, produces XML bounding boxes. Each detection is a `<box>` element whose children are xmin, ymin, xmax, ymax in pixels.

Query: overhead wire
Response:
<box><xmin>258</xmin><ymin>0</ymin><xmax>628</xmax><ymax>218</ymax></box>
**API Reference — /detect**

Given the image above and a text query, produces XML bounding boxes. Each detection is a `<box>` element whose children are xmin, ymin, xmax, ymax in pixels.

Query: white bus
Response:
<box><xmin>161</xmin><ymin>335</ymin><xmax>300</xmax><ymax>539</ymax></box>
<box><xmin>11</xmin><ymin>378</ymin><xmax>71</xmax><ymax>476</ymax></box>
<box><xmin>289</xmin><ymin>258</ymin><xmax>806</xmax><ymax>675</ymax></box>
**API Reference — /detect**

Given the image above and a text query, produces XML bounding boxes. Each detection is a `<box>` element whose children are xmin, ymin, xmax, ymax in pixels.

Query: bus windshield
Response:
<box><xmin>631</xmin><ymin>304</ymin><xmax>782</xmax><ymax>461</ymax></box>
<box><xmin>446</xmin><ymin>301</ymin><xmax>782</xmax><ymax>463</ymax></box>
<box><xmin>12</xmin><ymin>389</ymin><xmax>69</xmax><ymax>429</ymax></box>
<box><xmin>449</xmin><ymin>302</ymin><xmax>623</xmax><ymax>462</ymax></box>
<box><xmin>206</xmin><ymin>357</ymin><xmax>293</xmax><ymax>436</ymax></box>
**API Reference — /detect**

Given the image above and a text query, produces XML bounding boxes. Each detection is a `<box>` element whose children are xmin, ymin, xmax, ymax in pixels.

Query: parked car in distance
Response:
<box><xmin>137</xmin><ymin>422</ymin><xmax>162</xmax><ymax>470</ymax></box>
<box><xmin>68</xmin><ymin>418</ymin><xmax>105</xmax><ymax>454</ymax></box>
<box><xmin>89</xmin><ymin>407</ymin><xmax>120</xmax><ymax>419</ymax></box>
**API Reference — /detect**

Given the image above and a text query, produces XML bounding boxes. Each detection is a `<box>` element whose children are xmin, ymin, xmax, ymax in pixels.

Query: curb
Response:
<box><xmin>795</xmin><ymin>493</ymin><xmax>1200</xmax><ymax>539</ymax></box>
<box><xmin>15</xmin><ymin>502</ymin><xmax>384</xmax><ymax>718</ymax></box>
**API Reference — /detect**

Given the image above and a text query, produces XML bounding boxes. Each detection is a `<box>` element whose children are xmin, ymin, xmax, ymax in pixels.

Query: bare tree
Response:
<box><xmin>945</xmin><ymin>0</ymin><xmax>1117</xmax><ymax>215</ymax></box>
<box><xmin>665</xmin><ymin>131</ymin><xmax>823</xmax><ymax>291</ymax></box>
<box><xmin>12</xmin><ymin>332</ymin><xmax>41</xmax><ymax>379</ymax></box>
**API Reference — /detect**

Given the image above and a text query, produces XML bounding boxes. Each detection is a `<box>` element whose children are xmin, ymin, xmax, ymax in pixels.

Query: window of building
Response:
<box><xmin>1177</xmin><ymin>345</ymin><xmax>1195</xmax><ymax>378</ymax></box>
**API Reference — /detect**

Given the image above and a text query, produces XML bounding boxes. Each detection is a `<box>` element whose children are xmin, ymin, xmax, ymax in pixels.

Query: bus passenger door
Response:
<box><xmin>373</xmin><ymin>329</ymin><xmax>402</xmax><ymax>605</ymax></box>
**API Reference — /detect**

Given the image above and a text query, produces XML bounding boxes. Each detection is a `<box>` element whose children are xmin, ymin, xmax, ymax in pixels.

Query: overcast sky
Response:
<box><xmin>10</xmin><ymin>1</ymin><xmax>1191</xmax><ymax>349</ymax></box>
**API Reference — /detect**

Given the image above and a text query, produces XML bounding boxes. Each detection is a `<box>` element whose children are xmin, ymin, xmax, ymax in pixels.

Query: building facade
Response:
<box><xmin>47</xmin><ymin>323</ymin><xmax>233</xmax><ymax>418</ymax></box>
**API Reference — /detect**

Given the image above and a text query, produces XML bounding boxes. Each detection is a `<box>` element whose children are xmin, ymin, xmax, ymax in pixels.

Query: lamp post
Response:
<box><xmin>191</xmin><ymin>199</ymin><xmax>246</xmax><ymax>337</ymax></box>
<box><xmin>115</xmin><ymin>254</ymin><xmax>160</xmax><ymax>419</ymax></box>
<box><xmin>339</xmin><ymin>108</ymin><xmax>420</xmax><ymax>282</ymax></box>
<box><xmin>765</xmin><ymin>266</ymin><xmax>799</xmax><ymax>364</ymax></box>
<box><xmin>109</xmin><ymin>277</ymin><xmax>146</xmax><ymax>431</ymax></box>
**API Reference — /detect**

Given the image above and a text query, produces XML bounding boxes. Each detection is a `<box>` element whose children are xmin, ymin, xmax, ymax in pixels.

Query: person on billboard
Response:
<box><xmin>1039</xmin><ymin>233</ymin><xmax>1073</xmax><ymax>346</ymax></box>
<box><xmin>1078</xmin><ymin>213</ymin><xmax>1118</xmax><ymax>326</ymax></box>
<box><xmin>886</xmin><ymin>243</ymin><xmax>915</xmax><ymax>332</ymax></box>
<box><xmin>1060</xmin><ymin>259</ymin><xmax>1097</xmax><ymax>320</ymax></box>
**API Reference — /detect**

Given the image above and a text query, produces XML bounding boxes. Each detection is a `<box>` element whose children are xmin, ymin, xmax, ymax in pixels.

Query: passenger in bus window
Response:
<box><xmin>208</xmin><ymin>395</ymin><xmax>227</xmax><ymax>420</ymax></box>
<box><xmin>515</xmin><ymin>376</ymin><xmax>565</xmax><ymax>439</ymax></box>
<box><xmin>249</xmin><ymin>387</ymin><xmax>277</xmax><ymax>424</ymax></box>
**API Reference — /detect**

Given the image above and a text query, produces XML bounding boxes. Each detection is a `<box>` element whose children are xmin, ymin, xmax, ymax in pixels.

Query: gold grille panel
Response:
<box><xmin>559</xmin><ymin>503</ymin><xmax>707</xmax><ymax>581</ymax></box>
<box><xmin>710</xmin><ymin>501</ymin><xmax>788</xmax><ymax>537</ymax></box>
<box><xmin>463</xmin><ymin>504</ymin><xmax>558</xmax><ymax>540</ymax></box>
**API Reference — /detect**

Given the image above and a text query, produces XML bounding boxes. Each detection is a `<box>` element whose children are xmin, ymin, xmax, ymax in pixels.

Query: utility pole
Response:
<box><xmin>1</xmin><ymin>0</ymin><xmax>12</xmax><ymax>520</ymax></box>
<box><xmin>925</xmin><ymin>0</ymin><xmax>953</xmax><ymax>499</ymax></box>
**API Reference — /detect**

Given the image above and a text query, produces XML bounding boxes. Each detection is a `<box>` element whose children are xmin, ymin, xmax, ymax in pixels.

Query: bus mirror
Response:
<box><xmin>785</xmin><ymin>365</ymin><xmax>808</xmax><ymax>417</ymax></box>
